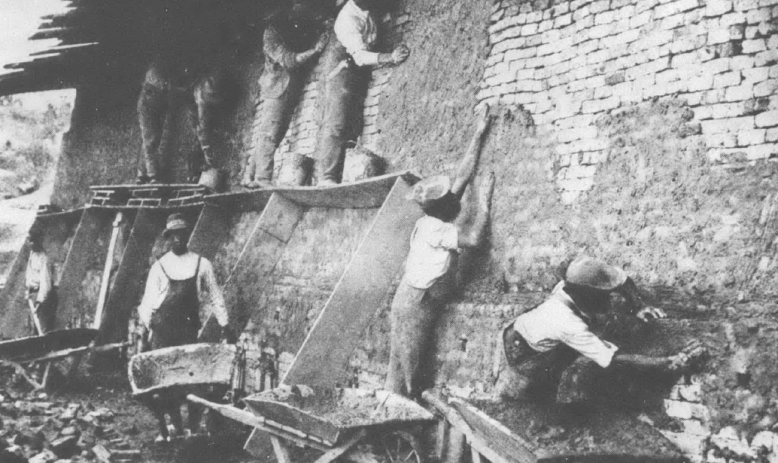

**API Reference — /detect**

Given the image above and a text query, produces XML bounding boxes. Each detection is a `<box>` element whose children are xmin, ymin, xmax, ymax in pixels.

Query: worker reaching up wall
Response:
<box><xmin>242</xmin><ymin>1</ymin><xmax>330</xmax><ymax>189</ymax></box>
<box><xmin>314</xmin><ymin>0</ymin><xmax>411</xmax><ymax>185</ymax></box>
<box><xmin>385</xmin><ymin>105</ymin><xmax>495</xmax><ymax>399</ymax></box>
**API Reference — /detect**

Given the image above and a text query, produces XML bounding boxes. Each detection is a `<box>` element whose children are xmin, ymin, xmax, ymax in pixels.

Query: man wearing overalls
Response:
<box><xmin>385</xmin><ymin>106</ymin><xmax>495</xmax><ymax>399</ymax></box>
<box><xmin>314</xmin><ymin>0</ymin><xmax>410</xmax><ymax>185</ymax></box>
<box><xmin>137</xmin><ymin>213</ymin><xmax>235</xmax><ymax>441</ymax></box>
<box><xmin>494</xmin><ymin>255</ymin><xmax>706</xmax><ymax>404</ymax></box>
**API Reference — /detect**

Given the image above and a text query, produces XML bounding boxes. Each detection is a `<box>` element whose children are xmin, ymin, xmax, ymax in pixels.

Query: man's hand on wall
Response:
<box><xmin>636</xmin><ymin>306</ymin><xmax>666</xmax><ymax>322</ymax></box>
<box><xmin>475</xmin><ymin>103</ymin><xmax>494</xmax><ymax>136</ymax></box>
<box><xmin>314</xmin><ymin>30</ymin><xmax>330</xmax><ymax>54</ymax></box>
<box><xmin>391</xmin><ymin>45</ymin><xmax>410</xmax><ymax>65</ymax></box>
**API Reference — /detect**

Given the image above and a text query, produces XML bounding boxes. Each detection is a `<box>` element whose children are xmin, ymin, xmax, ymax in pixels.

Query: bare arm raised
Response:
<box><xmin>451</xmin><ymin>105</ymin><xmax>493</xmax><ymax>200</ymax></box>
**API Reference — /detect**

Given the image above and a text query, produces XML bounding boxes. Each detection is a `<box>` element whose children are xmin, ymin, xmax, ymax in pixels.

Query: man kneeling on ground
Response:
<box><xmin>494</xmin><ymin>255</ymin><xmax>705</xmax><ymax>404</ymax></box>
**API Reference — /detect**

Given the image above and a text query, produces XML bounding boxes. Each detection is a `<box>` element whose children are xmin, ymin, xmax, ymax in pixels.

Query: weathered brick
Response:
<box><xmin>742</xmin><ymin>66</ymin><xmax>769</xmax><ymax>83</ymax></box>
<box><xmin>582</xmin><ymin>95</ymin><xmax>621</xmax><ymax>113</ymax></box>
<box><xmin>706</xmin><ymin>0</ymin><xmax>734</xmax><ymax>15</ymax></box>
<box><xmin>766</xmin><ymin>128</ymin><xmax>778</xmax><ymax>142</ymax></box>
<box><xmin>707</xmin><ymin>28</ymin><xmax>731</xmax><ymax>44</ymax></box>
<box><xmin>724</xmin><ymin>84</ymin><xmax>755</xmax><ymax>101</ymax></box>
<box><xmin>755</xmin><ymin>111</ymin><xmax>778</xmax><ymax>127</ymax></box>
<box><xmin>754</xmin><ymin>48</ymin><xmax>778</xmax><ymax>67</ymax></box>
<box><xmin>714</xmin><ymin>70</ymin><xmax>743</xmax><ymax>87</ymax></box>
<box><xmin>754</xmin><ymin>79</ymin><xmax>777</xmax><ymax>97</ymax></box>
<box><xmin>664</xmin><ymin>400</ymin><xmax>711</xmax><ymax>420</ymax></box>
<box><xmin>707</xmin><ymin>132</ymin><xmax>739</xmax><ymax>146</ymax></box>
<box><xmin>700</xmin><ymin>116</ymin><xmax>755</xmax><ymax>133</ymax></box>
<box><xmin>719</xmin><ymin>11</ymin><xmax>747</xmax><ymax>26</ymax></box>
<box><xmin>742</xmin><ymin>39</ymin><xmax>767</xmax><ymax>53</ymax></box>
<box><xmin>738</xmin><ymin>128</ymin><xmax>767</xmax><ymax>145</ymax></box>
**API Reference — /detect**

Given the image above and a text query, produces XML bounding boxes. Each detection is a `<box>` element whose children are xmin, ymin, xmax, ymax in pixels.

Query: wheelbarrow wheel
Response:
<box><xmin>379</xmin><ymin>431</ymin><xmax>421</xmax><ymax>463</ymax></box>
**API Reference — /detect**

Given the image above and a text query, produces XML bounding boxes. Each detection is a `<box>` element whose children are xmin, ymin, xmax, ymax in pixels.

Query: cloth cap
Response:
<box><xmin>406</xmin><ymin>175</ymin><xmax>451</xmax><ymax>208</ymax></box>
<box><xmin>565</xmin><ymin>255</ymin><xmax>627</xmax><ymax>291</ymax></box>
<box><xmin>164</xmin><ymin>213</ymin><xmax>190</xmax><ymax>235</ymax></box>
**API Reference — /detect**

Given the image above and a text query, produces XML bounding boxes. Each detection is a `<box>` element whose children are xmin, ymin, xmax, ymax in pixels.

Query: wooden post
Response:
<box><xmin>93</xmin><ymin>212</ymin><xmax>123</xmax><ymax>330</ymax></box>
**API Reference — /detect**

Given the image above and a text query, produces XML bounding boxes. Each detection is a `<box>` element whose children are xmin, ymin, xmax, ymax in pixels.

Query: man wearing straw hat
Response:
<box><xmin>136</xmin><ymin>213</ymin><xmax>235</xmax><ymax>441</ymax></box>
<box><xmin>385</xmin><ymin>105</ymin><xmax>495</xmax><ymax>399</ymax></box>
<box><xmin>493</xmin><ymin>255</ymin><xmax>706</xmax><ymax>404</ymax></box>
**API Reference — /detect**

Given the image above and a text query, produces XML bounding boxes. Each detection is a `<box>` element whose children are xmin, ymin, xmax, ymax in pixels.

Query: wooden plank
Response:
<box><xmin>207</xmin><ymin>193</ymin><xmax>303</xmax><ymax>340</ymax></box>
<box><xmin>282</xmin><ymin>177</ymin><xmax>423</xmax><ymax>387</ymax></box>
<box><xmin>451</xmin><ymin>399</ymin><xmax>539</xmax><ymax>458</ymax></box>
<box><xmin>93</xmin><ymin>212</ymin><xmax>124</xmax><ymax>330</ymax></box>
<box><xmin>188</xmin><ymin>204</ymin><xmax>231</xmax><ymax>261</ymax></box>
<box><xmin>205</xmin><ymin>172</ymin><xmax>419</xmax><ymax>210</ymax></box>
<box><xmin>55</xmin><ymin>209</ymin><xmax>113</xmax><ymax>329</ymax></box>
<box><xmin>312</xmin><ymin>430</ymin><xmax>366</xmax><ymax>463</ymax></box>
<box><xmin>422</xmin><ymin>390</ymin><xmax>540</xmax><ymax>463</ymax></box>
<box><xmin>471</xmin><ymin>447</ymin><xmax>484</xmax><ymax>463</ymax></box>
<box><xmin>0</xmin><ymin>328</ymin><xmax>97</xmax><ymax>362</ymax></box>
<box><xmin>97</xmin><ymin>209</ymin><xmax>167</xmax><ymax>344</ymax></box>
<box><xmin>270</xmin><ymin>436</ymin><xmax>293</xmax><ymax>463</ymax></box>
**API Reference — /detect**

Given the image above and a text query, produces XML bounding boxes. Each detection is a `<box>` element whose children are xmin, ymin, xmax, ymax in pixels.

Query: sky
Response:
<box><xmin>0</xmin><ymin>0</ymin><xmax>71</xmax><ymax>75</ymax></box>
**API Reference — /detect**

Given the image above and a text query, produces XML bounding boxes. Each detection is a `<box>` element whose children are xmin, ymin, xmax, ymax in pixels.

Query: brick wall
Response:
<box><xmin>243</xmin><ymin>11</ymin><xmax>411</xmax><ymax>182</ymax></box>
<box><xmin>480</xmin><ymin>0</ymin><xmax>776</xmax><ymax>203</ymax></box>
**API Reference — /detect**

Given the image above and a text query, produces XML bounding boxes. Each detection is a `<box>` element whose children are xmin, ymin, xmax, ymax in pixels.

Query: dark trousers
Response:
<box><xmin>493</xmin><ymin>326</ymin><xmax>601</xmax><ymax>403</ymax></box>
<box><xmin>27</xmin><ymin>288</ymin><xmax>57</xmax><ymax>335</ymax></box>
<box><xmin>314</xmin><ymin>63</ymin><xmax>369</xmax><ymax>183</ymax></box>
<box><xmin>136</xmin><ymin>77</ymin><xmax>221</xmax><ymax>181</ymax></box>
<box><xmin>244</xmin><ymin>92</ymin><xmax>296</xmax><ymax>183</ymax></box>
<box><xmin>137</xmin><ymin>84</ymin><xmax>168</xmax><ymax>179</ymax></box>
<box><xmin>385</xmin><ymin>281</ymin><xmax>441</xmax><ymax>398</ymax></box>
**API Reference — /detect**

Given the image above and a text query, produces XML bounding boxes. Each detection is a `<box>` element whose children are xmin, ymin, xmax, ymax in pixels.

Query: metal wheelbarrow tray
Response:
<box><xmin>0</xmin><ymin>328</ymin><xmax>98</xmax><ymax>363</ymax></box>
<box><xmin>128</xmin><ymin>343</ymin><xmax>236</xmax><ymax>398</ymax></box>
<box><xmin>242</xmin><ymin>386</ymin><xmax>435</xmax><ymax>446</ymax></box>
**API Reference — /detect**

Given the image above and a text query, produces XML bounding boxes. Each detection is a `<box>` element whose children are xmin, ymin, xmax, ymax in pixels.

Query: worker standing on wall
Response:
<box><xmin>385</xmin><ymin>105</ymin><xmax>495</xmax><ymax>398</ymax></box>
<box><xmin>136</xmin><ymin>60</ymin><xmax>228</xmax><ymax>188</ymax></box>
<box><xmin>314</xmin><ymin>0</ymin><xmax>411</xmax><ymax>185</ymax></box>
<box><xmin>494</xmin><ymin>255</ymin><xmax>706</xmax><ymax>403</ymax></box>
<box><xmin>136</xmin><ymin>213</ymin><xmax>236</xmax><ymax>441</ymax></box>
<box><xmin>241</xmin><ymin>2</ymin><xmax>330</xmax><ymax>189</ymax></box>
<box><xmin>25</xmin><ymin>228</ymin><xmax>57</xmax><ymax>335</ymax></box>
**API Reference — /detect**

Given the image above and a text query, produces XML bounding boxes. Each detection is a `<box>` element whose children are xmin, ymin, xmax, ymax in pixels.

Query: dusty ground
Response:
<box><xmin>0</xmin><ymin>367</ymin><xmax>260</xmax><ymax>463</ymax></box>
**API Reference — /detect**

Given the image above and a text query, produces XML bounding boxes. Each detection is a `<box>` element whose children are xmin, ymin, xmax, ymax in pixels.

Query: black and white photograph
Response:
<box><xmin>0</xmin><ymin>0</ymin><xmax>775</xmax><ymax>461</ymax></box>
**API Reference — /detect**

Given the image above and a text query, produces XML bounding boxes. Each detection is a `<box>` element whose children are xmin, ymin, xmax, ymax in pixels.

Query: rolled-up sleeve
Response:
<box><xmin>138</xmin><ymin>262</ymin><xmax>165</xmax><ymax>328</ymax></box>
<box><xmin>197</xmin><ymin>259</ymin><xmax>229</xmax><ymax>327</ymax></box>
<box><xmin>334</xmin><ymin>13</ymin><xmax>380</xmax><ymax>66</ymax></box>
<box><xmin>264</xmin><ymin>27</ymin><xmax>300</xmax><ymax>70</ymax></box>
<box><xmin>560</xmin><ymin>316</ymin><xmax>619</xmax><ymax>368</ymax></box>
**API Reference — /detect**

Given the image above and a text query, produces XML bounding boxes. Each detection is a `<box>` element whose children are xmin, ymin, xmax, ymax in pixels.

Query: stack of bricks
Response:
<box><xmin>480</xmin><ymin>0</ymin><xmax>777</xmax><ymax>201</ymax></box>
<box><xmin>247</xmin><ymin>9</ymin><xmax>412</xmax><ymax>180</ymax></box>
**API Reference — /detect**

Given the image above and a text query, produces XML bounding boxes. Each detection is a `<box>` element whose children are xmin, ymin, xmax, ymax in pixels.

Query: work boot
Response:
<box><xmin>136</xmin><ymin>175</ymin><xmax>149</xmax><ymax>185</ymax></box>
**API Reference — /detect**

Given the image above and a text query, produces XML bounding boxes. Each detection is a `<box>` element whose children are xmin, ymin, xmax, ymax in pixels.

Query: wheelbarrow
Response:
<box><xmin>0</xmin><ymin>328</ymin><xmax>129</xmax><ymax>389</ymax></box>
<box><xmin>188</xmin><ymin>385</ymin><xmax>436</xmax><ymax>463</ymax></box>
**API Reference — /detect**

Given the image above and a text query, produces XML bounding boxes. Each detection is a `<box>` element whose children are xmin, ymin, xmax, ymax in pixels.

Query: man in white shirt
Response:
<box><xmin>385</xmin><ymin>106</ymin><xmax>494</xmax><ymax>398</ymax></box>
<box><xmin>25</xmin><ymin>228</ymin><xmax>57</xmax><ymax>335</ymax></box>
<box><xmin>314</xmin><ymin>0</ymin><xmax>410</xmax><ymax>185</ymax></box>
<box><xmin>494</xmin><ymin>255</ymin><xmax>706</xmax><ymax>403</ymax></box>
<box><xmin>136</xmin><ymin>213</ymin><xmax>235</xmax><ymax>441</ymax></box>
